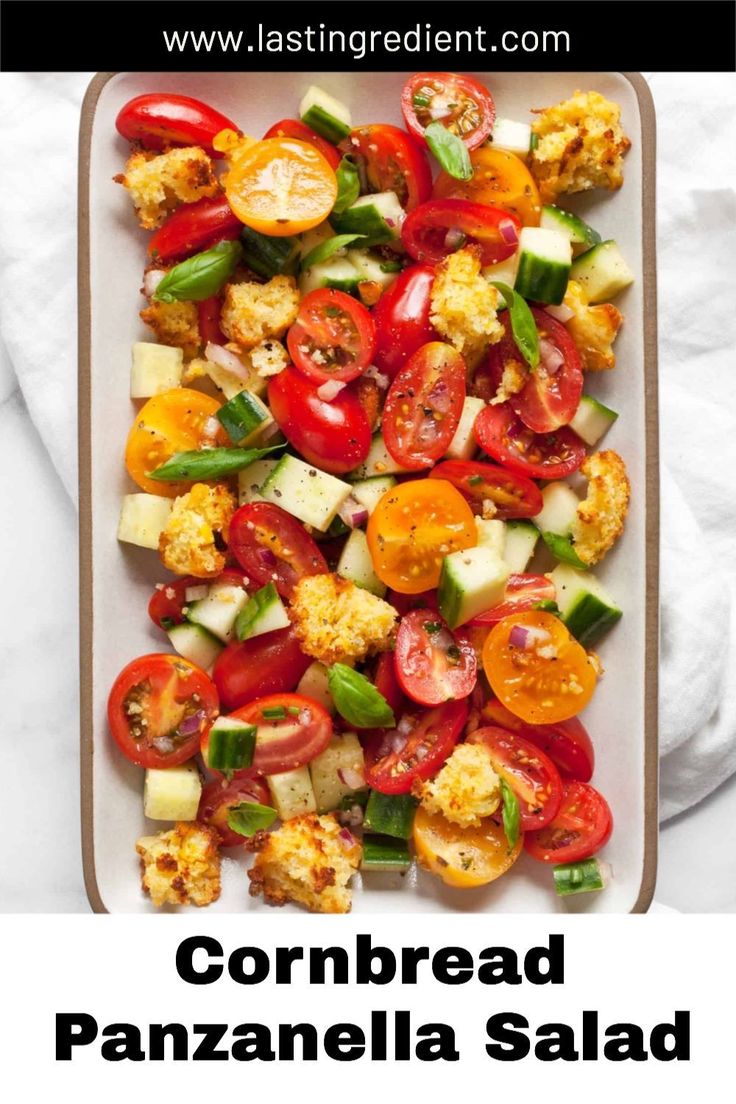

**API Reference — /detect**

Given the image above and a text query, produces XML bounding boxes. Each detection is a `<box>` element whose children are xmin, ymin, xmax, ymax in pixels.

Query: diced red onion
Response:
<box><xmin>205</xmin><ymin>342</ymin><xmax>251</xmax><ymax>380</ymax></box>
<box><xmin>338</xmin><ymin>495</ymin><xmax>369</xmax><ymax>529</ymax></box>
<box><xmin>143</xmin><ymin>269</ymin><xmax>166</xmax><ymax>297</ymax></box>
<box><xmin>414</xmin><ymin>744</ymin><xmax>428</xmax><ymax>761</ymax></box>
<box><xmin>297</xmin><ymin>708</ymin><xmax>312</xmax><ymax>726</ymax></box>
<box><xmin>540</xmin><ymin>337</ymin><xmax>565</xmax><ymax>375</ymax></box>
<box><xmin>316</xmin><ymin>379</ymin><xmax>346</xmax><ymax>402</ymax></box>
<box><xmin>338</xmin><ymin>766</ymin><xmax>366</xmax><ymax>789</ymax></box>
<box><xmin>389</xmin><ymin>730</ymin><xmax>409</xmax><ymax>753</ymax></box>
<box><xmin>499</xmin><ymin>218</ymin><xmax>519</xmax><ymax>247</ymax></box>
<box><xmin>185</xmin><ymin>585</ymin><xmax>209</xmax><ymax>602</ymax></box>
<box><xmin>153</xmin><ymin>736</ymin><xmax>175</xmax><ymax>753</ymax></box>
<box><xmin>426</xmin><ymin>378</ymin><xmax>452</xmax><ymax>414</ymax></box>
<box><xmin>545</xmin><ymin>303</ymin><xmax>575</xmax><ymax>323</ymax></box>
<box><xmin>444</xmin><ymin>228</ymin><xmax>467</xmax><ymax>252</ymax></box>
<box><xmin>365</xmin><ymin>365</ymin><xmax>390</xmax><ymax>390</ymax></box>
<box><xmin>509</xmin><ymin>625</ymin><xmax>530</xmax><ymax>649</ymax></box>
<box><xmin>179</xmin><ymin>710</ymin><xmax>206</xmax><ymax>736</ymax></box>
<box><xmin>338</xmin><ymin>827</ymin><xmax>356</xmax><ymax>848</ymax></box>
<box><xmin>202</xmin><ymin>416</ymin><xmax>221</xmax><ymax>440</ymax></box>
<box><xmin>397</xmin><ymin>714</ymin><xmax>413</xmax><ymax>736</ymax></box>
<box><xmin>258</xmin><ymin>547</ymin><xmax>278</xmax><ymax>568</ymax></box>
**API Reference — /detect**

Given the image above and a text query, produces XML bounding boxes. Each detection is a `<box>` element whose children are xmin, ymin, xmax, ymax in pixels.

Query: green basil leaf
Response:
<box><xmin>332</xmin><ymin>156</ymin><xmax>361</xmax><ymax>215</ymax></box>
<box><xmin>226</xmin><ymin>801</ymin><xmax>278</xmax><ymax>838</ymax></box>
<box><xmin>500</xmin><ymin>778</ymin><xmax>521</xmax><ymax>851</ymax></box>
<box><xmin>490</xmin><ymin>280</ymin><xmax>540</xmax><ymax>370</ymax></box>
<box><xmin>153</xmin><ymin>240</ymin><xmax>242</xmax><ymax>303</ymax></box>
<box><xmin>148</xmin><ymin>444</ymin><xmax>282</xmax><ymax>483</ymax></box>
<box><xmin>327</xmin><ymin>663</ymin><xmax>396</xmax><ymax>729</ymax></box>
<box><xmin>301</xmin><ymin>233</ymin><xmax>366</xmax><ymax>272</ymax></box>
<box><xmin>424</xmin><ymin>121</ymin><xmax>473</xmax><ymax>181</ymax></box>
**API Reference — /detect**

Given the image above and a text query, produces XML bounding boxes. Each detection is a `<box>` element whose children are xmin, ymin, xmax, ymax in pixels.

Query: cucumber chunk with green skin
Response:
<box><xmin>331</xmin><ymin>191</ymin><xmax>404</xmax><ymax>246</ymax></box>
<box><xmin>349</xmin><ymin>475</ymin><xmax>397</xmax><ymax>516</ymax></box>
<box><xmin>206</xmin><ymin>717</ymin><xmax>257</xmax><ymax>773</ymax></box>
<box><xmin>167</xmin><ymin>622</ymin><xmax>223</xmax><ymax>670</ymax></box>
<box><xmin>361</xmin><ymin>835</ymin><xmax>412</xmax><ymax>872</ymax></box>
<box><xmin>438</xmin><ymin>546</ymin><xmax>510</xmax><ymax>629</ymax></box>
<box><xmin>569</xmin><ymin>394</ymin><xmax>619</xmax><ymax>447</ymax></box>
<box><xmin>350</xmin><ymin>432</ymin><xmax>412</xmax><ymax>480</ymax></box>
<box><xmin>237</xmin><ymin>458</ymin><xmax>279</xmax><ymax>506</ymax></box>
<box><xmin>235</xmin><ymin>582</ymin><xmax>290</xmax><ymax>642</ymax></box>
<box><xmin>475</xmin><ymin>517</ymin><xmax>506</xmax><ymax>558</ymax></box>
<box><xmin>364</xmin><ymin>791</ymin><xmax>418</xmax><ymax>840</ymax></box>
<box><xmin>570</xmin><ymin>240</ymin><xmax>634</xmax><ymax>303</ymax></box>
<box><xmin>240</xmin><ymin>227</ymin><xmax>300</xmax><ymax>278</ymax></box>
<box><xmin>346</xmin><ymin>249</ymin><xmax>401</xmax><ymax>292</ymax></box>
<box><xmin>299</xmin><ymin>255</ymin><xmax>362</xmax><ymax>296</ymax></box>
<box><xmin>514</xmin><ymin>226</ymin><xmax>572</xmax><ymax>305</ymax></box>
<box><xmin>542</xmin><ymin>532</ymin><xmax>589</xmax><ymax>570</ymax></box>
<box><xmin>337</xmin><ymin>529</ymin><xmax>387</xmax><ymax>597</ymax></box>
<box><xmin>309</xmin><ymin>732</ymin><xmax>366</xmax><ymax>814</ymax></box>
<box><xmin>483</xmin><ymin>250</ymin><xmax>519</xmax><ymax>289</ymax></box>
<box><xmin>553</xmin><ymin>857</ymin><xmax>610</xmax><ymax>896</ymax></box>
<box><xmin>186</xmin><ymin>581</ymin><xmax>250</xmax><ymax>643</ymax></box>
<box><xmin>532</xmin><ymin>482</ymin><xmax>580</xmax><ymax>538</ymax></box>
<box><xmin>216</xmin><ymin>390</ymin><xmax>271</xmax><ymax>445</ymax></box>
<box><xmin>540</xmin><ymin>205</ymin><xmax>601</xmax><ymax>252</ymax></box>
<box><xmin>260</xmin><ymin>454</ymin><xmax>352</xmax><ymax>532</ymax></box>
<box><xmin>551</xmin><ymin>563</ymin><xmax>622</xmax><ymax>646</ymax></box>
<box><xmin>299</xmin><ymin>85</ymin><xmax>352</xmax><ymax>143</ymax></box>
<box><xmin>502</xmin><ymin>520</ymin><xmax>539</xmax><ymax>573</ymax></box>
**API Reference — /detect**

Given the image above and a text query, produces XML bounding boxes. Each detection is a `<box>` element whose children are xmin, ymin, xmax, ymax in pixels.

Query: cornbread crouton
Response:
<box><xmin>117</xmin><ymin>147</ymin><xmax>219</xmax><ymax>230</ymax></box>
<box><xmin>136</xmin><ymin>822</ymin><xmax>221</xmax><ymax>908</ymax></box>
<box><xmin>289</xmin><ymin>573</ymin><xmax>398</xmax><ymax>666</ymax></box>
<box><xmin>159</xmin><ymin>482</ymin><xmax>236</xmax><ymax>578</ymax></box>
<box><xmin>220</xmin><ymin>276</ymin><xmax>300</xmax><ymax>349</ymax></box>
<box><xmin>571</xmin><ymin>450</ymin><xmax>630</xmax><ymax>565</ymax></box>
<box><xmin>530</xmin><ymin>90</ymin><xmax>631</xmax><ymax>204</ymax></box>
<box><xmin>415</xmin><ymin>743</ymin><xmax>501</xmax><ymax>828</ymax></box>
<box><xmin>247</xmin><ymin>814</ymin><xmax>361</xmax><ymax>914</ymax></box>
<box><xmin>430</xmin><ymin>247</ymin><xmax>505</xmax><ymax>367</ymax></box>
<box><xmin>249</xmin><ymin>338</ymin><xmax>289</xmax><ymax>378</ymax></box>
<box><xmin>140</xmin><ymin>299</ymin><xmax>202</xmax><ymax>361</ymax></box>
<box><xmin>563</xmin><ymin>280</ymin><xmax>623</xmax><ymax>371</ymax></box>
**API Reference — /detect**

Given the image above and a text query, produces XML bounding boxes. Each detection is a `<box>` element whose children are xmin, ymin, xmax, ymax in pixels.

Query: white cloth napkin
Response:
<box><xmin>1</xmin><ymin>71</ymin><xmax>734</xmax><ymax>821</ymax></box>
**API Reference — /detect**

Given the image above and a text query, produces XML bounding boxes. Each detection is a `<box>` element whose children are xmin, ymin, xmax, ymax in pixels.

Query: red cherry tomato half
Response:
<box><xmin>395</xmin><ymin>609</ymin><xmax>477</xmax><ymax>707</ymax></box>
<box><xmin>263</xmin><ymin>118</ymin><xmax>341</xmax><ymax>169</ymax></box>
<box><xmin>470</xmin><ymin>575</ymin><xmax>557</xmax><ymax>626</ymax></box>
<box><xmin>373</xmin><ymin>650</ymin><xmax>408</xmax><ymax>718</ymax></box>
<box><xmin>474</xmin><ymin>403</ymin><xmax>586</xmax><ymax>480</ymax></box>
<box><xmin>148</xmin><ymin>568</ymin><xmax>249</xmax><ymax>630</ymax></box>
<box><xmin>481</xmin><ymin>697</ymin><xmax>595</xmax><ymax>783</ymax></box>
<box><xmin>372</xmin><ymin>263</ymin><xmax>438</xmax><ymax>380</ymax></box>
<box><xmin>388</xmin><ymin>589</ymin><xmax>439</xmax><ymax>617</ymax></box>
<box><xmin>429</xmin><ymin>459</ymin><xmax>543</xmax><ymax>520</ymax></box>
<box><xmin>401</xmin><ymin>72</ymin><xmax>496</xmax><ymax>150</ymax></box>
<box><xmin>198</xmin><ymin>774</ymin><xmax>272</xmax><ymax>848</ymax></box>
<box><xmin>268</xmin><ymin>366</ymin><xmax>372</xmax><ymax>475</ymax></box>
<box><xmin>147</xmin><ymin>196</ymin><xmax>242</xmax><ymax>263</ymax></box>
<box><xmin>229</xmin><ymin>501</ymin><xmax>328</xmax><ymax>600</ymax></box>
<box><xmin>468</xmin><ymin>725</ymin><xmax>563</xmax><ymax>831</ymax></box>
<box><xmin>342</xmin><ymin>124</ymin><xmax>432</xmax><ymax>211</ymax></box>
<box><xmin>231</xmin><ymin>693</ymin><xmax>333</xmax><ymax>775</ymax></box>
<box><xmin>401</xmin><ymin>199</ymin><xmax>521</xmax><ymax>266</ymax></box>
<box><xmin>197</xmin><ymin>296</ymin><xmax>227</xmax><ymax>346</ymax></box>
<box><xmin>524</xmin><ymin>780</ymin><xmax>612</xmax><ymax>862</ymax></box>
<box><xmin>383</xmin><ymin>342</ymin><xmax>466</xmax><ymax>470</ymax></box>
<box><xmin>483</xmin><ymin>308</ymin><xmax>583</xmax><ymax>433</ymax></box>
<box><xmin>213</xmin><ymin>628</ymin><xmax>311</xmax><ymax>712</ymax></box>
<box><xmin>108</xmin><ymin>653</ymin><xmax>218</xmax><ymax>769</ymax></box>
<box><xmin>116</xmin><ymin>93</ymin><xmax>239</xmax><ymax>158</ymax></box>
<box><xmin>287</xmin><ymin>288</ymin><xmax>376</xmax><ymax>384</ymax></box>
<box><xmin>364</xmin><ymin>699</ymin><xmax>469</xmax><ymax>794</ymax></box>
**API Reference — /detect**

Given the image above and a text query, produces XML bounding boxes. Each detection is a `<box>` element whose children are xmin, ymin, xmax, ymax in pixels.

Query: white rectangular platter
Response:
<box><xmin>79</xmin><ymin>70</ymin><xmax>658</xmax><ymax>914</ymax></box>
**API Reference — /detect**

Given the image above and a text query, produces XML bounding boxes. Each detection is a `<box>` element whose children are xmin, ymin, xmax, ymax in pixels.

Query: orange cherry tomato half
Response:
<box><xmin>223</xmin><ymin>137</ymin><xmax>337</xmax><ymax>236</ymax></box>
<box><xmin>382</xmin><ymin>341</ymin><xmax>466</xmax><ymax>470</ymax></box>
<box><xmin>413</xmin><ymin>805</ymin><xmax>523</xmax><ymax>888</ymax></box>
<box><xmin>467</xmin><ymin>726</ymin><xmax>563</xmax><ymax>831</ymax></box>
<box><xmin>482</xmin><ymin>611</ymin><xmax>598</xmax><ymax>724</ymax></box>
<box><xmin>367</xmin><ymin>479</ymin><xmax>476</xmax><ymax>594</ymax></box>
<box><xmin>108</xmin><ymin>653</ymin><xmax>219</xmax><ymax>769</ymax></box>
<box><xmin>433</xmin><ymin>146</ymin><xmax>541</xmax><ymax>227</ymax></box>
<box><xmin>125</xmin><ymin>388</ymin><xmax>227</xmax><ymax>497</ymax></box>
<box><xmin>524</xmin><ymin>780</ymin><xmax>613</xmax><ymax>863</ymax></box>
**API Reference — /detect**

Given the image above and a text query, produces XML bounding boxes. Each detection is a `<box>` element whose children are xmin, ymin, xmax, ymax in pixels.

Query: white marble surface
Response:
<box><xmin>1</xmin><ymin>71</ymin><xmax>735</xmax><ymax>913</ymax></box>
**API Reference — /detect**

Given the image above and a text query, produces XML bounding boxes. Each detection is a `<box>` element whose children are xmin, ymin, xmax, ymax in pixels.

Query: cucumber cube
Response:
<box><xmin>570</xmin><ymin>240</ymin><xmax>634</xmax><ymax>303</ymax></box>
<box><xmin>551</xmin><ymin>563</ymin><xmax>622</xmax><ymax>646</ymax></box>
<box><xmin>446</xmin><ymin>396</ymin><xmax>485</xmax><ymax>460</ymax></box>
<box><xmin>131</xmin><ymin>342</ymin><xmax>183</xmax><ymax>399</ymax></box>
<box><xmin>216</xmin><ymin>389</ymin><xmax>271</xmax><ymax>445</ymax></box>
<box><xmin>297</xmin><ymin>662</ymin><xmax>335</xmax><ymax>715</ymax></box>
<box><xmin>533</xmin><ymin>482</ymin><xmax>580</xmax><ymax>537</ymax></box>
<box><xmin>569</xmin><ymin>395</ymin><xmax>618</xmax><ymax>447</ymax></box>
<box><xmin>309</xmin><ymin>733</ymin><xmax>366</xmax><ymax>814</ymax></box>
<box><xmin>438</xmin><ymin>546</ymin><xmax>510</xmax><ymax>629</ymax></box>
<box><xmin>143</xmin><ymin>763</ymin><xmax>201</xmax><ymax>821</ymax></box>
<box><xmin>238</xmin><ymin>458</ymin><xmax>279</xmax><ymax>505</ymax></box>
<box><xmin>117</xmin><ymin>493</ymin><xmax>172</xmax><ymax>550</ymax></box>
<box><xmin>260</xmin><ymin>454</ymin><xmax>352</xmax><ymax>531</ymax></box>
<box><xmin>299</xmin><ymin>85</ymin><xmax>352</xmax><ymax>143</ymax></box>
<box><xmin>235</xmin><ymin>582</ymin><xmax>290</xmax><ymax>641</ymax></box>
<box><xmin>167</xmin><ymin>623</ymin><xmax>223</xmax><ymax>671</ymax></box>
<box><xmin>475</xmin><ymin>517</ymin><xmax>506</xmax><ymax>558</ymax></box>
<box><xmin>337</xmin><ymin>529</ymin><xmax>386</xmax><ymax>597</ymax></box>
<box><xmin>267</xmin><ymin>766</ymin><xmax>317</xmax><ymax>821</ymax></box>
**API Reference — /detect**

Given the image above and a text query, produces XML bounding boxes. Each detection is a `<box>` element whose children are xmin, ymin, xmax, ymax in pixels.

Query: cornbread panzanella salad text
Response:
<box><xmin>110</xmin><ymin>76</ymin><xmax>633</xmax><ymax>912</ymax></box>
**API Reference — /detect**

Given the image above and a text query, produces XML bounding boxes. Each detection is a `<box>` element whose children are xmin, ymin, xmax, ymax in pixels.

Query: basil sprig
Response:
<box><xmin>301</xmin><ymin>233</ymin><xmax>366</xmax><ymax>272</ymax></box>
<box><xmin>424</xmin><ymin>121</ymin><xmax>473</xmax><ymax>181</ymax></box>
<box><xmin>153</xmin><ymin>240</ymin><xmax>242</xmax><ymax>303</ymax></box>
<box><xmin>148</xmin><ymin>444</ymin><xmax>282</xmax><ymax>483</ymax></box>
<box><xmin>490</xmin><ymin>280</ymin><xmax>540</xmax><ymax>371</ymax></box>
<box><xmin>332</xmin><ymin>156</ymin><xmax>361</xmax><ymax>215</ymax></box>
<box><xmin>500</xmin><ymin>778</ymin><xmax>521</xmax><ymax>851</ymax></box>
<box><xmin>226</xmin><ymin>801</ymin><xmax>278</xmax><ymax>838</ymax></box>
<box><xmin>328</xmin><ymin>663</ymin><xmax>396</xmax><ymax>729</ymax></box>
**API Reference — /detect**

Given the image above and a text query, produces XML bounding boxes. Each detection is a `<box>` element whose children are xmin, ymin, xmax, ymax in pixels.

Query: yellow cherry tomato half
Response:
<box><xmin>367</xmin><ymin>479</ymin><xmax>476</xmax><ymax>594</ymax></box>
<box><xmin>223</xmin><ymin>137</ymin><xmax>337</xmax><ymax>236</ymax></box>
<box><xmin>482</xmin><ymin>610</ymin><xmax>597</xmax><ymax>724</ymax></box>
<box><xmin>125</xmin><ymin>388</ymin><xmax>226</xmax><ymax>497</ymax></box>
<box><xmin>433</xmin><ymin>146</ymin><xmax>541</xmax><ymax>227</ymax></box>
<box><xmin>413</xmin><ymin>805</ymin><xmax>523</xmax><ymax>888</ymax></box>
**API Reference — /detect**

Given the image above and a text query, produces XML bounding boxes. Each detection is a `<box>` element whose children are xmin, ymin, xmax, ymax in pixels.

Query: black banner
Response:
<box><xmin>1</xmin><ymin>0</ymin><xmax>735</xmax><ymax>72</ymax></box>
